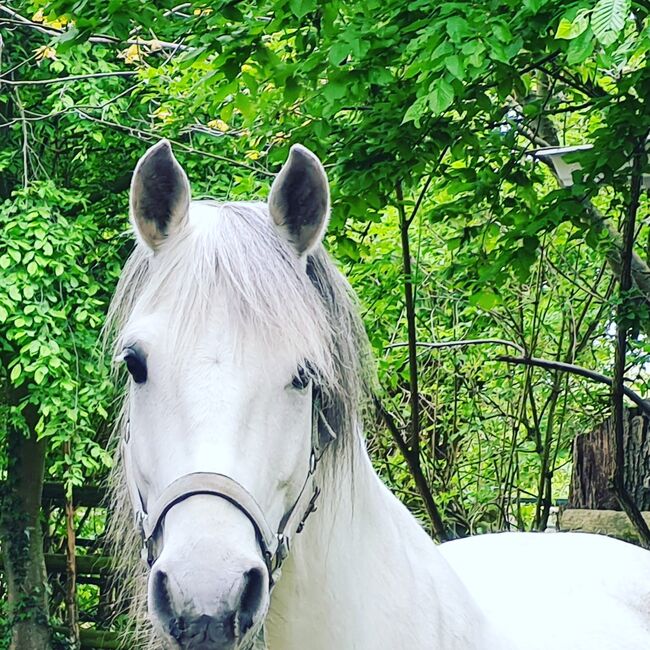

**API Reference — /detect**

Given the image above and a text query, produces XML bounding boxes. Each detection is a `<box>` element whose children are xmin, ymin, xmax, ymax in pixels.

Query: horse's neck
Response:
<box><xmin>265</xmin><ymin>438</ymin><xmax>502</xmax><ymax>650</ymax></box>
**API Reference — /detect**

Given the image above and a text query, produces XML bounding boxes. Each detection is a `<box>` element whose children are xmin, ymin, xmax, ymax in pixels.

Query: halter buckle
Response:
<box><xmin>276</xmin><ymin>533</ymin><xmax>290</xmax><ymax>562</ymax></box>
<box><xmin>296</xmin><ymin>487</ymin><xmax>321</xmax><ymax>534</ymax></box>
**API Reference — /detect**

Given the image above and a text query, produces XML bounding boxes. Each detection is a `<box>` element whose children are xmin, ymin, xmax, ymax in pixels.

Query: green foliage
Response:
<box><xmin>0</xmin><ymin>183</ymin><xmax>116</xmax><ymax>487</ymax></box>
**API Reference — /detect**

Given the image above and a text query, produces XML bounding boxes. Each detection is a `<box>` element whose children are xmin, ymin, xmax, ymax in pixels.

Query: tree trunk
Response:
<box><xmin>0</xmin><ymin>424</ymin><xmax>51</xmax><ymax>650</ymax></box>
<box><xmin>569</xmin><ymin>407</ymin><xmax>650</xmax><ymax>510</ymax></box>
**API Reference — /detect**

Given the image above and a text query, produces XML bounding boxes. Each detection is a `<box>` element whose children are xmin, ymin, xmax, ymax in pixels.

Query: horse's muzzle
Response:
<box><xmin>151</xmin><ymin>563</ymin><xmax>266</xmax><ymax>650</ymax></box>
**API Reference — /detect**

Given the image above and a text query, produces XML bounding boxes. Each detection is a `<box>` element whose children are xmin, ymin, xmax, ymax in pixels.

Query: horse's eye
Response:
<box><xmin>291</xmin><ymin>366</ymin><xmax>310</xmax><ymax>391</ymax></box>
<box><xmin>122</xmin><ymin>347</ymin><xmax>147</xmax><ymax>384</ymax></box>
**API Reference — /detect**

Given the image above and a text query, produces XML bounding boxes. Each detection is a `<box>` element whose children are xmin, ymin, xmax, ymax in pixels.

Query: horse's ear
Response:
<box><xmin>268</xmin><ymin>144</ymin><xmax>330</xmax><ymax>255</ymax></box>
<box><xmin>129</xmin><ymin>140</ymin><xmax>191</xmax><ymax>251</ymax></box>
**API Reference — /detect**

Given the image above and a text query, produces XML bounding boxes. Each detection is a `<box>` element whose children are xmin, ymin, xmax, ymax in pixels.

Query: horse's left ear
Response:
<box><xmin>129</xmin><ymin>140</ymin><xmax>191</xmax><ymax>251</ymax></box>
<box><xmin>268</xmin><ymin>144</ymin><xmax>330</xmax><ymax>255</ymax></box>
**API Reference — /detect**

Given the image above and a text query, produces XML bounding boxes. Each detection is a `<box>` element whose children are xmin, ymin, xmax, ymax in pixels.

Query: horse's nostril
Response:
<box><xmin>238</xmin><ymin>567</ymin><xmax>265</xmax><ymax>634</ymax></box>
<box><xmin>168</xmin><ymin>616</ymin><xmax>186</xmax><ymax>641</ymax></box>
<box><xmin>151</xmin><ymin>569</ymin><xmax>175</xmax><ymax>624</ymax></box>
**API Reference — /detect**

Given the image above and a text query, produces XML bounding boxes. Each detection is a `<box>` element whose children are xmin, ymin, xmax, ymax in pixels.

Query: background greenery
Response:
<box><xmin>0</xmin><ymin>0</ymin><xmax>649</xmax><ymax>646</ymax></box>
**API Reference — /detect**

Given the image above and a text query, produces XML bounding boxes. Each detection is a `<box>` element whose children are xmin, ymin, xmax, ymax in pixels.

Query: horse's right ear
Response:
<box><xmin>129</xmin><ymin>140</ymin><xmax>191</xmax><ymax>251</ymax></box>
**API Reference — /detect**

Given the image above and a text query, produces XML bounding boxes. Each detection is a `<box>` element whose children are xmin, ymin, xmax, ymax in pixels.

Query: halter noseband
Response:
<box><xmin>124</xmin><ymin>387</ymin><xmax>336</xmax><ymax>587</ymax></box>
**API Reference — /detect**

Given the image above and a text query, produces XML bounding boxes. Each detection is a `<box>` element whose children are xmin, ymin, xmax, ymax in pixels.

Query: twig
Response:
<box><xmin>374</xmin><ymin>396</ymin><xmax>448</xmax><ymax>541</ymax></box>
<box><xmin>0</xmin><ymin>5</ymin><xmax>190</xmax><ymax>51</ymax></box>
<box><xmin>497</xmin><ymin>355</ymin><xmax>650</xmax><ymax>416</ymax></box>
<box><xmin>14</xmin><ymin>88</ymin><xmax>28</xmax><ymax>187</ymax></box>
<box><xmin>405</xmin><ymin>146</ymin><xmax>449</xmax><ymax>227</ymax></box>
<box><xmin>73</xmin><ymin>110</ymin><xmax>274</xmax><ymax>177</ymax></box>
<box><xmin>1</xmin><ymin>71</ymin><xmax>137</xmax><ymax>86</ymax></box>
<box><xmin>387</xmin><ymin>338</ymin><xmax>525</xmax><ymax>355</ymax></box>
<box><xmin>396</xmin><ymin>181</ymin><xmax>421</xmax><ymax>452</ymax></box>
<box><xmin>526</xmin><ymin>137</ymin><xmax>650</xmax><ymax>304</ymax></box>
<box><xmin>393</xmin><ymin>181</ymin><xmax>449</xmax><ymax>541</ymax></box>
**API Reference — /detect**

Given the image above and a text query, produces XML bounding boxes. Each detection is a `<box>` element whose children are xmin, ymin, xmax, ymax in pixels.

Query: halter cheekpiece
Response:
<box><xmin>124</xmin><ymin>387</ymin><xmax>337</xmax><ymax>588</ymax></box>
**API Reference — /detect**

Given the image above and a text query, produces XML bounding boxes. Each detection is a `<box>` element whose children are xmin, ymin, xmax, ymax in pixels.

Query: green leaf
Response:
<box><xmin>34</xmin><ymin>367</ymin><xmax>47</xmax><ymax>385</ymax></box>
<box><xmin>322</xmin><ymin>79</ymin><xmax>347</xmax><ymax>102</ymax></box>
<box><xmin>329</xmin><ymin>42</ymin><xmax>351</xmax><ymax>65</ymax></box>
<box><xmin>283</xmin><ymin>76</ymin><xmax>302</xmax><ymax>103</ymax></box>
<box><xmin>8</xmin><ymin>285</ymin><xmax>21</xmax><ymax>301</ymax></box>
<box><xmin>446</xmin><ymin>17</ymin><xmax>469</xmax><ymax>42</ymax></box>
<box><xmin>234</xmin><ymin>93</ymin><xmax>255</xmax><ymax>120</ymax></box>
<box><xmin>402</xmin><ymin>96</ymin><xmax>428</xmax><ymax>126</ymax></box>
<box><xmin>10</xmin><ymin>363</ymin><xmax>22</xmax><ymax>383</ymax></box>
<box><xmin>444</xmin><ymin>55</ymin><xmax>465</xmax><ymax>80</ymax></box>
<box><xmin>524</xmin><ymin>0</ymin><xmax>547</xmax><ymax>12</ymax></box>
<box><xmin>290</xmin><ymin>0</ymin><xmax>317</xmax><ymax>19</ymax></box>
<box><xmin>555</xmin><ymin>10</ymin><xmax>590</xmax><ymax>40</ymax></box>
<box><xmin>591</xmin><ymin>0</ymin><xmax>630</xmax><ymax>46</ymax></box>
<box><xmin>567</xmin><ymin>27</ymin><xmax>595</xmax><ymax>64</ymax></box>
<box><xmin>427</xmin><ymin>78</ymin><xmax>455</xmax><ymax>115</ymax></box>
<box><xmin>54</xmin><ymin>24</ymin><xmax>81</xmax><ymax>52</ymax></box>
<box><xmin>470</xmin><ymin>290</ymin><xmax>500</xmax><ymax>310</ymax></box>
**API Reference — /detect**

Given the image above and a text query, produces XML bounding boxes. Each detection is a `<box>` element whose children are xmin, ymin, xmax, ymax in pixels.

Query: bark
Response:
<box><xmin>0</xmin><ymin>424</ymin><xmax>51</xmax><ymax>650</ymax></box>
<box><xmin>570</xmin><ymin>409</ymin><xmax>650</xmax><ymax>511</ymax></box>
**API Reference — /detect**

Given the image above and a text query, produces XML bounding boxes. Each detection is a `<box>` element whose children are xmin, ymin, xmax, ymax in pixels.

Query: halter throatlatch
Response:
<box><xmin>124</xmin><ymin>387</ymin><xmax>336</xmax><ymax>588</ymax></box>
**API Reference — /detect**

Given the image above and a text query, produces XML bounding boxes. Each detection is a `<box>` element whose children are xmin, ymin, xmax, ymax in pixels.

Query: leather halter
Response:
<box><xmin>123</xmin><ymin>387</ymin><xmax>336</xmax><ymax>587</ymax></box>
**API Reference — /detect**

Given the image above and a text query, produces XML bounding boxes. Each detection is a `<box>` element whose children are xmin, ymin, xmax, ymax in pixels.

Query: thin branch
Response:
<box><xmin>396</xmin><ymin>181</ymin><xmax>421</xmax><ymax>453</ymax></box>
<box><xmin>14</xmin><ymin>88</ymin><xmax>28</xmax><ymax>187</ymax></box>
<box><xmin>537</xmin><ymin>64</ymin><xmax>606</xmax><ymax>99</ymax></box>
<box><xmin>0</xmin><ymin>5</ymin><xmax>190</xmax><ymax>51</ymax></box>
<box><xmin>1</xmin><ymin>71</ymin><xmax>137</xmax><ymax>86</ymax></box>
<box><xmin>374</xmin><ymin>396</ymin><xmax>448</xmax><ymax>542</ymax></box>
<box><xmin>497</xmin><ymin>355</ymin><xmax>650</xmax><ymax>416</ymax></box>
<box><xmin>405</xmin><ymin>145</ymin><xmax>449</xmax><ymax>227</ymax></box>
<box><xmin>523</xmin><ymin>135</ymin><xmax>650</xmax><ymax>305</ymax></box>
<box><xmin>507</xmin><ymin>117</ymin><xmax>552</xmax><ymax>149</ymax></box>
<box><xmin>73</xmin><ymin>110</ymin><xmax>274</xmax><ymax>177</ymax></box>
<box><xmin>387</xmin><ymin>338</ymin><xmax>525</xmax><ymax>355</ymax></box>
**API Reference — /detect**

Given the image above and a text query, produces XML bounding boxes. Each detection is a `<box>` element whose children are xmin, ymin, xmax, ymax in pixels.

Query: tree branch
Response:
<box><xmin>392</xmin><ymin>181</ymin><xmax>448</xmax><ymax>541</ymax></box>
<box><xmin>1</xmin><ymin>71</ymin><xmax>137</xmax><ymax>86</ymax></box>
<box><xmin>73</xmin><ymin>110</ymin><xmax>274</xmax><ymax>177</ymax></box>
<box><xmin>374</xmin><ymin>396</ymin><xmax>448</xmax><ymax>542</ymax></box>
<box><xmin>387</xmin><ymin>338</ymin><xmax>525</xmax><ymax>355</ymax></box>
<box><xmin>0</xmin><ymin>5</ymin><xmax>190</xmax><ymax>51</ymax></box>
<box><xmin>611</xmin><ymin>135</ymin><xmax>650</xmax><ymax>549</ymax></box>
<box><xmin>496</xmin><ymin>355</ymin><xmax>650</xmax><ymax>416</ymax></box>
<box><xmin>522</xmin><ymin>129</ymin><xmax>650</xmax><ymax>306</ymax></box>
<box><xmin>396</xmin><ymin>181</ymin><xmax>421</xmax><ymax>453</ymax></box>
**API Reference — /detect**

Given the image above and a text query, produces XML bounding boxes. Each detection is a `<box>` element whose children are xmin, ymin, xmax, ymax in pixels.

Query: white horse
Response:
<box><xmin>106</xmin><ymin>140</ymin><xmax>650</xmax><ymax>650</ymax></box>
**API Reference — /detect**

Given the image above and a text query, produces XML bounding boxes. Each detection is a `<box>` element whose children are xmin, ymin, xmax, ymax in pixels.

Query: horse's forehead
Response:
<box><xmin>121</xmin><ymin>304</ymin><xmax>299</xmax><ymax>373</ymax></box>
